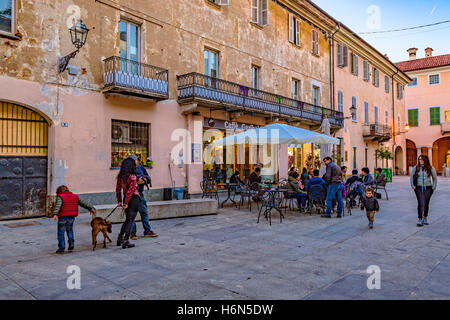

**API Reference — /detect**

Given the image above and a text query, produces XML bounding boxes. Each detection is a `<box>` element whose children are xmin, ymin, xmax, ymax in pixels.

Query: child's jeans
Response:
<box><xmin>366</xmin><ymin>211</ymin><xmax>375</xmax><ymax>224</ymax></box>
<box><xmin>57</xmin><ymin>216</ymin><xmax>76</xmax><ymax>250</ymax></box>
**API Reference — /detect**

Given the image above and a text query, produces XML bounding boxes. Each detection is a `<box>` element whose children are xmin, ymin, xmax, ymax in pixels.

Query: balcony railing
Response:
<box><xmin>177</xmin><ymin>72</ymin><xmax>343</xmax><ymax>127</ymax></box>
<box><xmin>363</xmin><ymin>124</ymin><xmax>392</xmax><ymax>142</ymax></box>
<box><xmin>441</xmin><ymin>122</ymin><xmax>450</xmax><ymax>135</ymax></box>
<box><xmin>103</xmin><ymin>56</ymin><xmax>169</xmax><ymax>99</ymax></box>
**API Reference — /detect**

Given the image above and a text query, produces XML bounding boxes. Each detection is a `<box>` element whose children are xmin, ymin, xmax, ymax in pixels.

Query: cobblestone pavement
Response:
<box><xmin>0</xmin><ymin>177</ymin><xmax>449</xmax><ymax>300</ymax></box>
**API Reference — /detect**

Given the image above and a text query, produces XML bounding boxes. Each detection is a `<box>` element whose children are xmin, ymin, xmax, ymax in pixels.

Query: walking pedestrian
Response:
<box><xmin>116</xmin><ymin>158</ymin><xmax>140</xmax><ymax>249</ymax></box>
<box><xmin>321</xmin><ymin>156</ymin><xmax>343</xmax><ymax>218</ymax></box>
<box><xmin>52</xmin><ymin>185</ymin><xmax>95</xmax><ymax>253</ymax></box>
<box><xmin>127</xmin><ymin>155</ymin><xmax>159</xmax><ymax>240</ymax></box>
<box><xmin>360</xmin><ymin>187</ymin><xmax>379</xmax><ymax>229</ymax></box>
<box><xmin>411</xmin><ymin>154</ymin><xmax>438</xmax><ymax>227</ymax></box>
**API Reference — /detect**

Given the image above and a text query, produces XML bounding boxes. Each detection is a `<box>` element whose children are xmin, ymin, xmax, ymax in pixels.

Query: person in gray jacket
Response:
<box><xmin>411</xmin><ymin>154</ymin><xmax>438</xmax><ymax>227</ymax></box>
<box><xmin>321</xmin><ymin>157</ymin><xmax>343</xmax><ymax>218</ymax></box>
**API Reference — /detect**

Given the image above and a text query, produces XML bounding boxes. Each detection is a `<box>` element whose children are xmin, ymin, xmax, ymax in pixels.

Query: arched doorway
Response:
<box><xmin>432</xmin><ymin>137</ymin><xmax>450</xmax><ymax>173</ymax></box>
<box><xmin>0</xmin><ymin>101</ymin><xmax>49</xmax><ymax>220</ymax></box>
<box><xmin>395</xmin><ymin>146</ymin><xmax>404</xmax><ymax>175</ymax></box>
<box><xmin>406</xmin><ymin>139</ymin><xmax>417</xmax><ymax>174</ymax></box>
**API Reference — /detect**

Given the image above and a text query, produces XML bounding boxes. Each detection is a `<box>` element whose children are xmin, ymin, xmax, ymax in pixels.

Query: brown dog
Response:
<box><xmin>91</xmin><ymin>217</ymin><xmax>112</xmax><ymax>251</ymax></box>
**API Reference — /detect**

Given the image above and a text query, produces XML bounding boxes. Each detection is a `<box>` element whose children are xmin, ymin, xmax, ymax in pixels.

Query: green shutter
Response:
<box><xmin>408</xmin><ymin>109</ymin><xmax>419</xmax><ymax>127</ymax></box>
<box><xmin>430</xmin><ymin>107</ymin><xmax>441</xmax><ymax>125</ymax></box>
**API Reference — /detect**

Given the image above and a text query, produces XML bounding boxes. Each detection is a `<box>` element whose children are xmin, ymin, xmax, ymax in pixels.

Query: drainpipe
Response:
<box><xmin>391</xmin><ymin>69</ymin><xmax>399</xmax><ymax>173</ymax></box>
<box><xmin>330</xmin><ymin>23</ymin><xmax>341</xmax><ymax>110</ymax></box>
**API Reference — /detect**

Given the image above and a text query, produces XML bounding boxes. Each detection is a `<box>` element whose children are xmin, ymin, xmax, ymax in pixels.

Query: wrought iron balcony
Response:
<box><xmin>363</xmin><ymin>124</ymin><xmax>392</xmax><ymax>142</ymax></box>
<box><xmin>441</xmin><ymin>122</ymin><xmax>450</xmax><ymax>135</ymax></box>
<box><xmin>177</xmin><ymin>72</ymin><xmax>343</xmax><ymax>127</ymax></box>
<box><xmin>103</xmin><ymin>56</ymin><xmax>169</xmax><ymax>100</ymax></box>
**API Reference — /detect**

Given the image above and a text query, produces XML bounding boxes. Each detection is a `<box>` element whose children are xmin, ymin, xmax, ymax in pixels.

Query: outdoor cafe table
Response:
<box><xmin>217</xmin><ymin>182</ymin><xmax>240</xmax><ymax>208</ymax></box>
<box><xmin>257</xmin><ymin>188</ymin><xmax>286</xmax><ymax>225</ymax></box>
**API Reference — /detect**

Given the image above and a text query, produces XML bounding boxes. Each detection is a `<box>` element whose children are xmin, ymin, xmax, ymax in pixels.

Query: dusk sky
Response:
<box><xmin>312</xmin><ymin>0</ymin><xmax>450</xmax><ymax>62</ymax></box>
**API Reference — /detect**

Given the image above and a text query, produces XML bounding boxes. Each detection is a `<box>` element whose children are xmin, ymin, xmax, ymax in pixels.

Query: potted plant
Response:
<box><xmin>375</xmin><ymin>148</ymin><xmax>394</xmax><ymax>182</ymax></box>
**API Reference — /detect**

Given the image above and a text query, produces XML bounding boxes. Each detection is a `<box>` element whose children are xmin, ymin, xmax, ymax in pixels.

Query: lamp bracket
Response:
<box><xmin>58</xmin><ymin>49</ymin><xmax>79</xmax><ymax>73</ymax></box>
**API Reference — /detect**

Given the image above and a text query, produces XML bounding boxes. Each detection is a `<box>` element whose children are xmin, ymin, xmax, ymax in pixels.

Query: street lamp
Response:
<box><xmin>58</xmin><ymin>19</ymin><xmax>90</xmax><ymax>73</ymax></box>
<box><xmin>342</xmin><ymin>105</ymin><xmax>357</xmax><ymax>120</ymax></box>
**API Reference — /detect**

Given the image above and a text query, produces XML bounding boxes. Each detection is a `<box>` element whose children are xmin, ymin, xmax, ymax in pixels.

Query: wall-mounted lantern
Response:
<box><xmin>58</xmin><ymin>19</ymin><xmax>89</xmax><ymax>73</ymax></box>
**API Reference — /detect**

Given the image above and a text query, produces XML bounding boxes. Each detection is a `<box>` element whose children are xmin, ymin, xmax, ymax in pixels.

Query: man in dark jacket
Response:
<box><xmin>321</xmin><ymin>157</ymin><xmax>343</xmax><ymax>218</ymax></box>
<box><xmin>128</xmin><ymin>155</ymin><xmax>158</xmax><ymax>239</ymax></box>
<box><xmin>346</xmin><ymin>169</ymin><xmax>364</xmax><ymax>203</ymax></box>
<box><xmin>375</xmin><ymin>168</ymin><xmax>386</xmax><ymax>187</ymax></box>
<box><xmin>249</xmin><ymin>167</ymin><xmax>264</xmax><ymax>201</ymax></box>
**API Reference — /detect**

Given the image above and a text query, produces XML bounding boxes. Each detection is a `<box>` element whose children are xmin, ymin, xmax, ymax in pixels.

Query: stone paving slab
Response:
<box><xmin>0</xmin><ymin>176</ymin><xmax>449</xmax><ymax>300</ymax></box>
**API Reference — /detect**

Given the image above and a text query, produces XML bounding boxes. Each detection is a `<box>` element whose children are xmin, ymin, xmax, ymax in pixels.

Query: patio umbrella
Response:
<box><xmin>213</xmin><ymin>123</ymin><xmax>339</xmax><ymax>146</ymax></box>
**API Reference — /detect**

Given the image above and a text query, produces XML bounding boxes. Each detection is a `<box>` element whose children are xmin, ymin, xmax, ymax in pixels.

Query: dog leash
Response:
<box><xmin>104</xmin><ymin>206</ymin><xmax>123</xmax><ymax>220</ymax></box>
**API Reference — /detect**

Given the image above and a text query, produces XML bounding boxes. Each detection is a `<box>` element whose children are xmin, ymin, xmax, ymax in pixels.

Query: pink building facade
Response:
<box><xmin>395</xmin><ymin>48</ymin><xmax>450</xmax><ymax>174</ymax></box>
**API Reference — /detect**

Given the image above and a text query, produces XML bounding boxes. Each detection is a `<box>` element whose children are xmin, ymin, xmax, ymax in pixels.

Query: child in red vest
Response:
<box><xmin>53</xmin><ymin>185</ymin><xmax>95</xmax><ymax>253</ymax></box>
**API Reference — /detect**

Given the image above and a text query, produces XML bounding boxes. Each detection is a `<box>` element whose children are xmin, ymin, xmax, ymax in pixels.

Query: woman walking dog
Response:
<box><xmin>116</xmin><ymin>158</ymin><xmax>140</xmax><ymax>249</ymax></box>
<box><xmin>411</xmin><ymin>154</ymin><xmax>437</xmax><ymax>227</ymax></box>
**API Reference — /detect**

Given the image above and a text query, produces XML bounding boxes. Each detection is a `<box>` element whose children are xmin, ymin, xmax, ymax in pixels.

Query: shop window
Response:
<box><xmin>0</xmin><ymin>0</ymin><xmax>13</xmax><ymax>34</ymax></box>
<box><xmin>111</xmin><ymin>120</ymin><xmax>149</xmax><ymax>168</ymax></box>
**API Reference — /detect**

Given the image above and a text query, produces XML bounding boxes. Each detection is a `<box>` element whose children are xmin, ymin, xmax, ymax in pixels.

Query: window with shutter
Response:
<box><xmin>385</xmin><ymin>111</ymin><xmax>389</xmax><ymax>125</ymax></box>
<box><xmin>251</xmin><ymin>0</ymin><xmax>258</xmax><ymax>24</ymax></box>
<box><xmin>374</xmin><ymin>106</ymin><xmax>378</xmax><ymax>124</ymax></box>
<box><xmin>364</xmin><ymin>102</ymin><xmax>369</xmax><ymax>124</ymax></box>
<box><xmin>385</xmin><ymin>75</ymin><xmax>390</xmax><ymax>93</ymax></box>
<box><xmin>337</xmin><ymin>91</ymin><xmax>344</xmax><ymax>113</ymax></box>
<box><xmin>292</xmin><ymin>79</ymin><xmax>300</xmax><ymax>100</ymax></box>
<box><xmin>261</xmin><ymin>0</ymin><xmax>269</xmax><ymax>26</ymax></box>
<box><xmin>408</xmin><ymin>109</ymin><xmax>419</xmax><ymax>127</ymax></box>
<box><xmin>363</xmin><ymin>61</ymin><xmax>370</xmax><ymax>81</ymax></box>
<box><xmin>351</xmin><ymin>54</ymin><xmax>358</xmax><ymax>76</ymax></box>
<box><xmin>337</xmin><ymin>43</ymin><xmax>343</xmax><ymax>67</ymax></box>
<box><xmin>343</xmin><ymin>45</ymin><xmax>348</xmax><ymax>67</ymax></box>
<box><xmin>218</xmin><ymin>0</ymin><xmax>229</xmax><ymax>5</ymax></box>
<box><xmin>430</xmin><ymin>107</ymin><xmax>441</xmax><ymax>125</ymax></box>
<box><xmin>397</xmin><ymin>83</ymin><xmax>404</xmax><ymax>99</ymax></box>
<box><xmin>288</xmin><ymin>14</ymin><xmax>294</xmax><ymax>43</ymax></box>
<box><xmin>352</xmin><ymin>96</ymin><xmax>357</xmax><ymax>121</ymax></box>
<box><xmin>312</xmin><ymin>30</ymin><xmax>319</xmax><ymax>55</ymax></box>
<box><xmin>295</xmin><ymin>19</ymin><xmax>300</xmax><ymax>45</ymax></box>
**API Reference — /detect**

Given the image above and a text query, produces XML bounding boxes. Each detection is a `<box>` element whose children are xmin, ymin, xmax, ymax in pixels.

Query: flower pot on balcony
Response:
<box><xmin>370</xmin><ymin>124</ymin><xmax>376</xmax><ymax>135</ymax></box>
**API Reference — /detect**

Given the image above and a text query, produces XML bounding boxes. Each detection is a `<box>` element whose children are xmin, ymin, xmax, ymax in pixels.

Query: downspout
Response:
<box><xmin>330</xmin><ymin>23</ymin><xmax>341</xmax><ymax>110</ymax></box>
<box><xmin>391</xmin><ymin>69</ymin><xmax>399</xmax><ymax>172</ymax></box>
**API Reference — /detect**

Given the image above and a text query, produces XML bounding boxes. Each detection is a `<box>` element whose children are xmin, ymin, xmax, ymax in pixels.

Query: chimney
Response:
<box><xmin>425</xmin><ymin>47</ymin><xmax>433</xmax><ymax>57</ymax></box>
<box><xmin>407</xmin><ymin>48</ymin><xmax>418</xmax><ymax>60</ymax></box>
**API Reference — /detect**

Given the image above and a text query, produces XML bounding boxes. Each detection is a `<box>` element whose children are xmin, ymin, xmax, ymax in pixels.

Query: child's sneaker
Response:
<box><xmin>423</xmin><ymin>217</ymin><xmax>429</xmax><ymax>225</ymax></box>
<box><xmin>417</xmin><ymin>219</ymin><xmax>424</xmax><ymax>227</ymax></box>
<box><xmin>369</xmin><ymin>223</ymin><xmax>374</xmax><ymax>229</ymax></box>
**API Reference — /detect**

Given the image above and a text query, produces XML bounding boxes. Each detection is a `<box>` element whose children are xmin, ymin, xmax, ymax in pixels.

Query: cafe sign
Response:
<box><xmin>204</xmin><ymin>118</ymin><xmax>260</xmax><ymax>131</ymax></box>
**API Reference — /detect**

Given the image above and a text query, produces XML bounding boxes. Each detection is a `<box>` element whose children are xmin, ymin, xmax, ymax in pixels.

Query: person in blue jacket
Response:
<box><xmin>305</xmin><ymin>169</ymin><xmax>327</xmax><ymax>201</ymax></box>
<box><xmin>127</xmin><ymin>155</ymin><xmax>159</xmax><ymax>239</ymax></box>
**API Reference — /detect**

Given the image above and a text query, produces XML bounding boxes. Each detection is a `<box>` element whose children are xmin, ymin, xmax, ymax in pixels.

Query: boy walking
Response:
<box><xmin>360</xmin><ymin>187</ymin><xmax>379</xmax><ymax>229</ymax></box>
<box><xmin>53</xmin><ymin>185</ymin><xmax>95</xmax><ymax>253</ymax></box>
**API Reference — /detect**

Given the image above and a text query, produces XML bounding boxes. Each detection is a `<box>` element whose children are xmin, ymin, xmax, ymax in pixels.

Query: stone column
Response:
<box><xmin>186</xmin><ymin>114</ymin><xmax>203</xmax><ymax>195</ymax></box>
<box><xmin>427</xmin><ymin>146</ymin><xmax>433</xmax><ymax>165</ymax></box>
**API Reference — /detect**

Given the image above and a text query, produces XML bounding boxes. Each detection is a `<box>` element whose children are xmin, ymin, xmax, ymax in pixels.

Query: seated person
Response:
<box><xmin>229</xmin><ymin>171</ymin><xmax>244</xmax><ymax>191</ymax></box>
<box><xmin>288</xmin><ymin>166</ymin><xmax>297</xmax><ymax>177</ymax></box>
<box><xmin>249</xmin><ymin>167</ymin><xmax>264</xmax><ymax>201</ymax></box>
<box><xmin>361</xmin><ymin>167</ymin><xmax>374</xmax><ymax>186</ymax></box>
<box><xmin>346</xmin><ymin>169</ymin><xmax>364</xmax><ymax>203</ymax></box>
<box><xmin>287</xmin><ymin>172</ymin><xmax>307</xmax><ymax>210</ymax></box>
<box><xmin>374</xmin><ymin>168</ymin><xmax>386</xmax><ymax>187</ymax></box>
<box><xmin>305</xmin><ymin>169</ymin><xmax>327</xmax><ymax>203</ymax></box>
